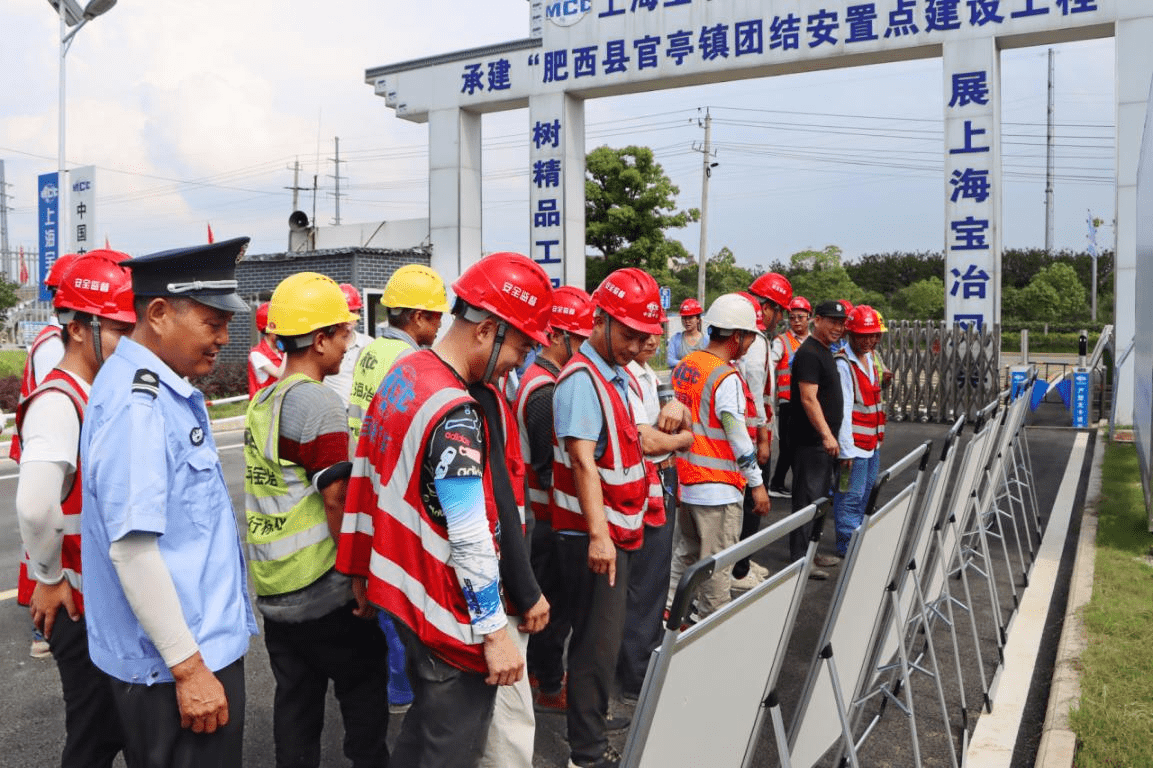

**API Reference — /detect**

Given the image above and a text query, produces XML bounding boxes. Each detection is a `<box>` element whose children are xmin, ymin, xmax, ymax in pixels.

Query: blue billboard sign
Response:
<box><xmin>37</xmin><ymin>172</ymin><xmax>59</xmax><ymax>302</ymax></box>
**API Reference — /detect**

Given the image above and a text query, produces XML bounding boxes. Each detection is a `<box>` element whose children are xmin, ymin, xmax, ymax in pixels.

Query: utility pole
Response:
<box><xmin>0</xmin><ymin>160</ymin><xmax>11</xmax><ymax>282</ymax></box>
<box><xmin>328</xmin><ymin>137</ymin><xmax>346</xmax><ymax>226</ymax></box>
<box><xmin>692</xmin><ymin>109</ymin><xmax>717</xmax><ymax>305</ymax></box>
<box><xmin>1044</xmin><ymin>48</ymin><xmax>1055</xmax><ymax>254</ymax></box>
<box><xmin>1087</xmin><ymin>210</ymin><xmax>1100</xmax><ymax>322</ymax></box>
<box><xmin>285</xmin><ymin>158</ymin><xmax>309</xmax><ymax>212</ymax></box>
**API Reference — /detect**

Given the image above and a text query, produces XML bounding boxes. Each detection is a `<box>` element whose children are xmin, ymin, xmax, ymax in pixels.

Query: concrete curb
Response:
<box><xmin>1033</xmin><ymin>429</ymin><xmax>1103</xmax><ymax>767</ymax></box>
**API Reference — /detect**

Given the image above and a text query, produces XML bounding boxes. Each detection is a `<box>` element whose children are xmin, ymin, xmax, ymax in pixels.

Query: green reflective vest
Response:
<box><xmin>347</xmin><ymin>336</ymin><xmax>415</xmax><ymax>443</ymax></box>
<box><xmin>244</xmin><ymin>373</ymin><xmax>337</xmax><ymax>597</ymax></box>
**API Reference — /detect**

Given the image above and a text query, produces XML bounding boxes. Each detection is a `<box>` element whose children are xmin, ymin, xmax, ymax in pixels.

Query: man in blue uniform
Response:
<box><xmin>80</xmin><ymin>237</ymin><xmax>259</xmax><ymax>767</ymax></box>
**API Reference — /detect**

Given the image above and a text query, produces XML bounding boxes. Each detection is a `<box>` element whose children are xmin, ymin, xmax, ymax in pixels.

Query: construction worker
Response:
<box><xmin>247</xmin><ymin>301</ymin><xmax>284</xmax><ymax>398</ymax></box>
<box><xmin>348</xmin><ymin>264</ymin><xmax>450</xmax><ymax>448</ymax></box>
<box><xmin>832</xmin><ymin>305</ymin><xmax>888</xmax><ymax>558</ymax></box>
<box><xmin>666</xmin><ymin>297</ymin><xmax>705</xmax><ymax>366</ymax></box>
<box><xmin>323</xmin><ymin>283</ymin><xmax>372</xmax><ymax>412</ymax></box>
<box><xmin>667</xmin><ymin>294</ymin><xmax>769</xmax><ymax>619</ymax></box>
<box><xmin>551</xmin><ymin>267</ymin><xmax>667</xmax><ymax>768</ymax></box>
<box><xmin>337</xmin><ymin>252</ymin><xmax>551</xmax><ymax>768</ymax></box>
<box><xmin>13</xmin><ymin>252</ymin><xmax>78</xmax><ymax>658</ymax></box>
<box><xmin>768</xmin><ymin>296</ymin><xmax>811</xmax><ymax>497</ymax></box>
<box><xmin>515</xmin><ymin>285</ymin><xmax>595</xmax><ymax>714</ymax></box>
<box><xmin>789</xmin><ymin>300</ymin><xmax>850</xmax><ymax>580</ymax></box>
<box><xmin>15</xmin><ymin>251</ymin><xmax>135</xmax><ymax>766</ymax></box>
<box><xmin>81</xmin><ymin>238</ymin><xmax>258</xmax><ymax>766</ymax></box>
<box><xmin>245</xmin><ymin>272</ymin><xmax>390</xmax><ymax>768</ymax></box>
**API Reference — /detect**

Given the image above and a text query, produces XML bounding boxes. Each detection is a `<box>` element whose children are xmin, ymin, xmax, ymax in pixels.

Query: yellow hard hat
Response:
<box><xmin>267</xmin><ymin>272</ymin><xmax>359</xmax><ymax>336</ymax></box>
<box><xmin>381</xmin><ymin>264</ymin><xmax>451</xmax><ymax>312</ymax></box>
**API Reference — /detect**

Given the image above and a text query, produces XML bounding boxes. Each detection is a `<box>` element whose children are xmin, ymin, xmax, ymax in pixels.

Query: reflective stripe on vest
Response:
<box><xmin>348</xmin><ymin>336</ymin><xmax>414</xmax><ymax>443</ymax></box>
<box><xmin>774</xmin><ymin>331</ymin><xmax>803</xmax><ymax>404</ymax></box>
<box><xmin>336</xmin><ymin>351</ymin><xmax>500</xmax><ymax>673</ymax></box>
<box><xmin>11</xmin><ymin>325</ymin><xmax>64</xmax><ymax>463</ymax></box>
<box><xmin>549</xmin><ymin>355</ymin><xmax>648</xmax><ymax>550</ymax></box>
<box><xmin>514</xmin><ymin>363</ymin><xmax>557</xmax><ymax>523</ymax></box>
<box><xmin>15</xmin><ymin>369</ymin><xmax>88</xmax><ymax>609</ymax></box>
<box><xmin>672</xmin><ymin>351</ymin><xmax>745</xmax><ymax>490</ymax></box>
<box><xmin>247</xmin><ymin>337</ymin><xmax>283</xmax><ymax>399</ymax></box>
<box><xmin>244</xmin><ymin>374</ymin><xmax>337</xmax><ymax>597</ymax></box>
<box><xmin>836</xmin><ymin>350</ymin><xmax>886</xmax><ymax>452</ymax></box>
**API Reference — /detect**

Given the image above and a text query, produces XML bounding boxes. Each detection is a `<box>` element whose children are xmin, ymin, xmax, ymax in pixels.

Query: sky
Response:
<box><xmin>0</xmin><ymin>0</ymin><xmax>1117</xmax><ymax>283</ymax></box>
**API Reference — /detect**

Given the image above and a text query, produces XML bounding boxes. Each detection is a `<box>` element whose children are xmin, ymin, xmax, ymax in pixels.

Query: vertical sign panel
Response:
<box><xmin>37</xmin><ymin>172</ymin><xmax>59</xmax><ymax>302</ymax></box>
<box><xmin>943</xmin><ymin>39</ymin><xmax>1000</xmax><ymax>331</ymax></box>
<box><xmin>529</xmin><ymin>92</ymin><xmax>566</xmax><ymax>288</ymax></box>
<box><xmin>70</xmin><ymin>165</ymin><xmax>96</xmax><ymax>254</ymax></box>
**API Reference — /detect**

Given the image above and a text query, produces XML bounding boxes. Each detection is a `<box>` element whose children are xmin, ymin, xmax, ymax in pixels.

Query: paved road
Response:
<box><xmin>0</xmin><ymin>407</ymin><xmax>1087</xmax><ymax>767</ymax></box>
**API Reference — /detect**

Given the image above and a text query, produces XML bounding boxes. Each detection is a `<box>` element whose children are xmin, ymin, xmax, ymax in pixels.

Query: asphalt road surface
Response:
<box><xmin>0</xmin><ymin>405</ymin><xmax>1087</xmax><ymax>767</ymax></box>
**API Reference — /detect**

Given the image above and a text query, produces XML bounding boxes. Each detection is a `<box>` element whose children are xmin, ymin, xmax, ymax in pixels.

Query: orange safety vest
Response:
<box><xmin>514</xmin><ymin>362</ymin><xmax>557</xmax><ymax>523</ymax></box>
<box><xmin>773</xmin><ymin>330</ymin><xmax>804</xmax><ymax>405</ymax></box>
<box><xmin>336</xmin><ymin>350</ymin><xmax>503</xmax><ymax>674</ymax></box>
<box><xmin>15</xmin><ymin>368</ymin><xmax>88</xmax><ymax>612</ymax></box>
<box><xmin>549</xmin><ymin>352</ymin><xmax>649</xmax><ymax>551</ymax></box>
<box><xmin>672</xmin><ymin>350</ymin><xmax>747</xmax><ymax>492</ymax></box>
<box><xmin>836</xmin><ymin>350</ymin><xmax>886</xmax><ymax>452</ymax></box>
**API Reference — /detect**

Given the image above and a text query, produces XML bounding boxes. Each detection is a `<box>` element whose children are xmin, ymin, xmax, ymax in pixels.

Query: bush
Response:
<box><xmin>0</xmin><ymin>374</ymin><xmax>18</xmax><ymax>413</ymax></box>
<box><xmin>190</xmin><ymin>361</ymin><xmax>247</xmax><ymax>400</ymax></box>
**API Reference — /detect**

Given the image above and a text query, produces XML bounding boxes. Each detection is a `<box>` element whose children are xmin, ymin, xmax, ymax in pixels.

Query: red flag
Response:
<box><xmin>105</xmin><ymin>235</ymin><xmax>111</xmax><ymax>249</ymax></box>
<box><xmin>18</xmin><ymin>246</ymin><xmax>28</xmax><ymax>285</ymax></box>
<box><xmin>207</xmin><ymin>222</ymin><xmax>215</xmax><ymax>244</ymax></box>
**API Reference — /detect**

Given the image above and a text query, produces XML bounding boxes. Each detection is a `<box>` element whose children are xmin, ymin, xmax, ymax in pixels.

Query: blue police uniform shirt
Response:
<box><xmin>80</xmin><ymin>337</ymin><xmax>257</xmax><ymax>685</ymax></box>
<box><xmin>553</xmin><ymin>339</ymin><xmax>631</xmax><ymax>455</ymax></box>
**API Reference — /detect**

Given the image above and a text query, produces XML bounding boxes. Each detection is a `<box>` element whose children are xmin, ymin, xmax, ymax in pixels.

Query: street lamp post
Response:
<box><xmin>51</xmin><ymin>0</ymin><xmax>115</xmax><ymax>265</ymax></box>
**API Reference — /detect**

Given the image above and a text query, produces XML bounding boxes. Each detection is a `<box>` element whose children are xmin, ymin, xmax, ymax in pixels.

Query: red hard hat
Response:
<box><xmin>339</xmin><ymin>283</ymin><xmax>363</xmax><ymax>312</ymax></box>
<box><xmin>256</xmin><ymin>302</ymin><xmax>271</xmax><ymax>333</ymax></box>
<box><xmin>845</xmin><ymin>304</ymin><xmax>885</xmax><ymax>334</ymax></box>
<box><xmin>45</xmin><ymin>253</ymin><xmax>80</xmax><ymax>290</ymax></box>
<box><xmin>679</xmin><ymin>298</ymin><xmax>703</xmax><ymax>317</ymax></box>
<box><xmin>748</xmin><ymin>272</ymin><xmax>793</xmax><ymax>310</ymax></box>
<box><xmin>591</xmin><ymin>268</ymin><xmax>663</xmax><ymax>335</ymax></box>
<box><xmin>551</xmin><ymin>285</ymin><xmax>595</xmax><ymax>336</ymax></box>
<box><xmin>789</xmin><ymin>296</ymin><xmax>812</xmax><ymax>314</ymax></box>
<box><xmin>452</xmin><ymin>252</ymin><xmax>553</xmax><ymax>346</ymax></box>
<box><xmin>735</xmin><ymin>292</ymin><xmax>767</xmax><ymax>332</ymax></box>
<box><xmin>53</xmin><ymin>250</ymin><xmax>136</xmax><ymax>323</ymax></box>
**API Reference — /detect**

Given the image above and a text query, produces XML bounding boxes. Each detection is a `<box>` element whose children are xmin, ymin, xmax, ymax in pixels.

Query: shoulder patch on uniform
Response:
<box><xmin>132</xmin><ymin>368</ymin><xmax>160</xmax><ymax>398</ymax></box>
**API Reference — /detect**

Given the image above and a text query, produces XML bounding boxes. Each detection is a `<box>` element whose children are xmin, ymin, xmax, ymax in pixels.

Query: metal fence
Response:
<box><xmin>880</xmin><ymin>321</ymin><xmax>1001</xmax><ymax>424</ymax></box>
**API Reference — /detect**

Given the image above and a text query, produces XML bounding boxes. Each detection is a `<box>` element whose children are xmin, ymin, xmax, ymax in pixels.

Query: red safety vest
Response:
<box><xmin>673</xmin><ymin>350</ymin><xmax>747</xmax><ymax>492</ymax></box>
<box><xmin>549</xmin><ymin>352</ymin><xmax>648</xmax><ymax>551</ymax></box>
<box><xmin>621</xmin><ymin>367</ymin><xmax>668</xmax><ymax>529</ymax></box>
<box><xmin>10</xmin><ymin>325</ymin><xmax>64</xmax><ymax>463</ymax></box>
<box><xmin>15</xmin><ymin>368</ymin><xmax>87</xmax><ymax>613</ymax></box>
<box><xmin>247</xmin><ymin>338</ymin><xmax>284</xmax><ymax>398</ymax></box>
<box><xmin>336</xmin><ymin>350</ymin><xmax>504</xmax><ymax>674</ymax></box>
<box><xmin>514</xmin><ymin>362</ymin><xmax>557</xmax><ymax>523</ymax></box>
<box><xmin>836</xmin><ymin>350</ymin><xmax>887</xmax><ymax>452</ymax></box>
<box><xmin>773</xmin><ymin>331</ymin><xmax>804</xmax><ymax>405</ymax></box>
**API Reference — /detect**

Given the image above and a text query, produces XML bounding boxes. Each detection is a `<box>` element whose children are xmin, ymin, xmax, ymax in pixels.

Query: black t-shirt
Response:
<box><xmin>789</xmin><ymin>336</ymin><xmax>843</xmax><ymax>448</ymax></box>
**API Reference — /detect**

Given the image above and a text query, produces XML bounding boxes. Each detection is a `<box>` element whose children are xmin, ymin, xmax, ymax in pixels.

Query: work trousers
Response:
<box><xmin>480</xmin><ymin>617</ymin><xmax>535</xmax><ymax>768</ymax></box>
<box><xmin>392</xmin><ymin>621</ymin><xmax>498</xmax><ymax>768</ymax></box>
<box><xmin>770</xmin><ymin>403</ymin><xmax>795</xmax><ymax>489</ymax></box>
<box><xmin>833</xmin><ymin>452</ymin><xmax>881</xmax><ymax>556</ymax></box>
<box><xmin>526</xmin><ymin>518</ymin><xmax>570</xmax><ymax>695</ymax></box>
<box><xmin>110</xmin><ymin>657</ymin><xmax>246</xmax><ymax>768</ymax></box>
<box><xmin>557</xmin><ymin>534</ymin><xmax>631</xmax><ymax>765</ymax></box>
<box><xmin>619</xmin><ymin>466</ymin><xmax>677</xmax><ymax>698</ymax></box>
<box><xmin>790</xmin><ymin>444</ymin><xmax>837</xmax><ymax>560</ymax></box>
<box><xmin>264</xmin><ymin>602</ymin><xmax>390</xmax><ymax>768</ymax></box>
<box><xmin>667</xmin><ymin>500</ymin><xmax>743</xmax><ymax>619</ymax></box>
<box><xmin>47</xmin><ymin>608</ymin><xmax>125</xmax><ymax>767</ymax></box>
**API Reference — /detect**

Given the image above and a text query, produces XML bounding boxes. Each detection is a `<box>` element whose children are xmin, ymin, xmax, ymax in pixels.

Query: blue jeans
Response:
<box><xmin>833</xmin><ymin>452</ymin><xmax>881</xmax><ymax>556</ymax></box>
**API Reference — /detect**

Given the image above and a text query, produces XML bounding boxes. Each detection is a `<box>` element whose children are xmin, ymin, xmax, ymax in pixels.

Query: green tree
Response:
<box><xmin>891</xmin><ymin>277</ymin><xmax>946</xmax><ymax>320</ymax></box>
<box><xmin>584</xmin><ymin>145</ymin><xmax>699</xmax><ymax>291</ymax></box>
<box><xmin>787</xmin><ymin>245</ymin><xmax>865</xmax><ymax>307</ymax></box>
<box><xmin>0</xmin><ymin>278</ymin><xmax>20</xmax><ymax>331</ymax></box>
<box><xmin>670</xmin><ymin>246</ymin><xmax>755</xmax><ymax>306</ymax></box>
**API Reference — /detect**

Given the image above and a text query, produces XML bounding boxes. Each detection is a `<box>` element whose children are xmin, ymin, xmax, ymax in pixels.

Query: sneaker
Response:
<box><xmin>768</xmin><ymin>485</ymin><xmax>791</xmax><ymax>498</ymax></box>
<box><xmin>748</xmin><ymin>561</ymin><xmax>770</xmax><ymax>580</ymax></box>
<box><xmin>30</xmin><ymin>638</ymin><xmax>51</xmax><ymax>659</ymax></box>
<box><xmin>605</xmin><ymin>712</ymin><xmax>631</xmax><ymax>731</ymax></box>
<box><xmin>388</xmin><ymin>701</ymin><xmax>412</xmax><ymax>715</ymax></box>
<box><xmin>809</xmin><ymin>568</ymin><xmax>829</xmax><ymax>581</ymax></box>
<box><xmin>535</xmin><ymin>687</ymin><xmax>567</xmax><ymax>714</ymax></box>
<box><xmin>730</xmin><ymin>570</ymin><xmax>763</xmax><ymax>593</ymax></box>
<box><xmin>814</xmin><ymin>554</ymin><xmax>843</xmax><ymax>568</ymax></box>
<box><xmin>568</xmin><ymin>746</ymin><xmax>622</xmax><ymax>768</ymax></box>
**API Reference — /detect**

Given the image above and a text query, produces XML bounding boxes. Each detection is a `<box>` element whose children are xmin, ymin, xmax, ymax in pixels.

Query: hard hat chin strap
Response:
<box><xmin>604</xmin><ymin>314</ymin><xmax>615</xmax><ymax>367</ymax></box>
<box><xmin>562</xmin><ymin>330</ymin><xmax>573</xmax><ymax>360</ymax></box>
<box><xmin>89</xmin><ymin>314</ymin><xmax>104</xmax><ymax>367</ymax></box>
<box><xmin>483</xmin><ymin>319</ymin><xmax>508</xmax><ymax>385</ymax></box>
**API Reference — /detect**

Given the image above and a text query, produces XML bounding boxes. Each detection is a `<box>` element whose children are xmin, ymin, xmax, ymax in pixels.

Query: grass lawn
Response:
<box><xmin>1069</xmin><ymin>442</ymin><xmax>1153</xmax><ymax>766</ymax></box>
<box><xmin>207</xmin><ymin>400</ymin><xmax>248</xmax><ymax>420</ymax></box>
<box><xmin>0</xmin><ymin>349</ymin><xmax>27</xmax><ymax>378</ymax></box>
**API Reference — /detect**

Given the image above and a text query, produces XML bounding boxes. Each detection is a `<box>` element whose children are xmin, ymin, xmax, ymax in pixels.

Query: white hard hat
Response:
<box><xmin>703</xmin><ymin>293</ymin><xmax>759</xmax><ymax>332</ymax></box>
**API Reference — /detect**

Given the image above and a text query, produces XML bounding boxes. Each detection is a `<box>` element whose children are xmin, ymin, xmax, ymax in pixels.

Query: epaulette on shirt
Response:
<box><xmin>132</xmin><ymin>369</ymin><xmax>160</xmax><ymax>399</ymax></box>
